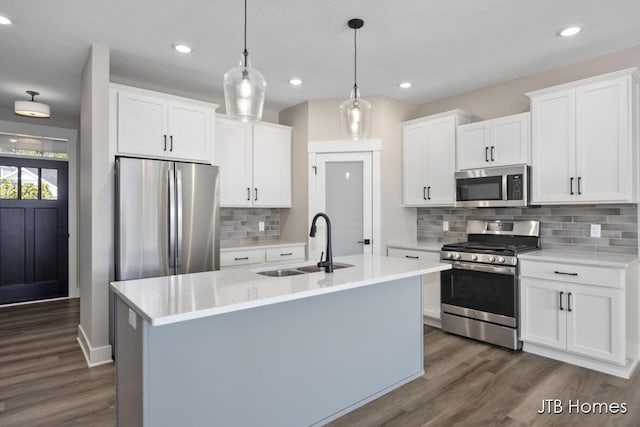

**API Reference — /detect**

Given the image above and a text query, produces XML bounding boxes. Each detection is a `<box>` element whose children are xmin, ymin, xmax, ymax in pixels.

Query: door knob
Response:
<box><xmin>357</xmin><ymin>239</ymin><xmax>371</xmax><ymax>245</ymax></box>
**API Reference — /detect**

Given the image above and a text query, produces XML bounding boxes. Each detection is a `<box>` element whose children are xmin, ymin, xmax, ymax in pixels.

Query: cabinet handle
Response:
<box><xmin>169</xmin><ymin>135</ymin><xmax>173</xmax><ymax>152</ymax></box>
<box><xmin>423</xmin><ymin>186</ymin><xmax>427</xmax><ymax>200</ymax></box>
<box><xmin>559</xmin><ymin>291</ymin><xmax>564</xmax><ymax>311</ymax></box>
<box><xmin>490</xmin><ymin>146</ymin><xmax>495</xmax><ymax>162</ymax></box>
<box><xmin>577</xmin><ymin>177</ymin><xmax>582</xmax><ymax>195</ymax></box>
<box><xmin>234</xmin><ymin>256</ymin><xmax>249</xmax><ymax>261</ymax></box>
<box><xmin>247</xmin><ymin>187</ymin><xmax>251</xmax><ymax>201</ymax></box>
<box><xmin>405</xmin><ymin>255</ymin><xmax>419</xmax><ymax>259</ymax></box>
<box><xmin>567</xmin><ymin>292</ymin><xmax>572</xmax><ymax>312</ymax></box>
<box><xmin>163</xmin><ymin>135</ymin><xmax>167</xmax><ymax>151</ymax></box>
<box><xmin>427</xmin><ymin>186</ymin><xmax>431</xmax><ymax>200</ymax></box>
<box><xmin>254</xmin><ymin>188</ymin><xmax>258</xmax><ymax>201</ymax></box>
<box><xmin>485</xmin><ymin>147</ymin><xmax>489</xmax><ymax>162</ymax></box>
<box><xmin>280</xmin><ymin>252</ymin><xmax>293</xmax><ymax>256</ymax></box>
<box><xmin>570</xmin><ymin>177</ymin><xmax>574</xmax><ymax>195</ymax></box>
<box><xmin>554</xmin><ymin>270</ymin><xmax>578</xmax><ymax>276</ymax></box>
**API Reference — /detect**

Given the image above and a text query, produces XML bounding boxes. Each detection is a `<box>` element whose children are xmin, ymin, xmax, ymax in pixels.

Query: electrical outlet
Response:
<box><xmin>590</xmin><ymin>224</ymin><xmax>601</xmax><ymax>238</ymax></box>
<box><xmin>258</xmin><ymin>221</ymin><xmax>265</xmax><ymax>232</ymax></box>
<box><xmin>443</xmin><ymin>221</ymin><xmax>449</xmax><ymax>231</ymax></box>
<box><xmin>128</xmin><ymin>308</ymin><xmax>137</xmax><ymax>329</ymax></box>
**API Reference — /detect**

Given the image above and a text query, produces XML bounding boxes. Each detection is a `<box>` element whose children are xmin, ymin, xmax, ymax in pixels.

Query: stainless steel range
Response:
<box><xmin>440</xmin><ymin>220</ymin><xmax>540</xmax><ymax>350</ymax></box>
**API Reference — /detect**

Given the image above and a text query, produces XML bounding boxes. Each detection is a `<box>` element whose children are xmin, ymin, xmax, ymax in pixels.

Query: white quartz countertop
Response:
<box><xmin>220</xmin><ymin>241</ymin><xmax>305</xmax><ymax>251</ymax></box>
<box><xmin>110</xmin><ymin>254</ymin><xmax>450</xmax><ymax>326</ymax></box>
<box><xmin>387</xmin><ymin>240</ymin><xmax>450</xmax><ymax>252</ymax></box>
<box><xmin>519</xmin><ymin>250</ymin><xmax>640</xmax><ymax>268</ymax></box>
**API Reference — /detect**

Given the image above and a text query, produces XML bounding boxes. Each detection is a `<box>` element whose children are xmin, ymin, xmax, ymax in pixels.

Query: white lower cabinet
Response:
<box><xmin>220</xmin><ymin>244</ymin><xmax>306</xmax><ymax>270</ymax></box>
<box><xmin>387</xmin><ymin>246</ymin><xmax>441</xmax><ymax>326</ymax></box>
<box><xmin>520</xmin><ymin>256</ymin><xmax>636</xmax><ymax>378</ymax></box>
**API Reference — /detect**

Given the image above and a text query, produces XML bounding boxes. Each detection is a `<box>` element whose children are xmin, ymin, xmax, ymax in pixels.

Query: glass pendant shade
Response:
<box><xmin>223</xmin><ymin>55</ymin><xmax>266</xmax><ymax>122</ymax></box>
<box><xmin>340</xmin><ymin>88</ymin><xmax>371</xmax><ymax>140</ymax></box>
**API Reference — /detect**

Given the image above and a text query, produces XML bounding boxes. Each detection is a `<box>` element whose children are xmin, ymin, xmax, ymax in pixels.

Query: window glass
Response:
<box><xmin>21</xmin><ymin>167</ymin><xmax>39</xmax><ymax>199</ymax></box>
<box><xmin>0</xmin><ymin>165</ymin><xmax>18</xmax><ymax>199</ymax></box>
<box><xmin>41</xmin><ymin>169</ymin><xmax>58</xmax><ymax>200</ymax></box>
<box><xmin>0</xmin><ymin>133</ymin><xmax>68</xmax><ymax>159</ymax></box>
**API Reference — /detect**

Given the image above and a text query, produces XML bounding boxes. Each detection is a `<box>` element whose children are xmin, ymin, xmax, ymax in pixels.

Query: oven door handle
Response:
<box><xmin>450</xmin><ymin>261</ymin><xmax>515</xmax><ymax>275</ymax></box>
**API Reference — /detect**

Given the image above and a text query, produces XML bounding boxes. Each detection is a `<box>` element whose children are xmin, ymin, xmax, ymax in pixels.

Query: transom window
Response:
<box><xmin>0</xmin><ymin>132</ymin><xmax>68</xmax><ymax>159</ymax></box>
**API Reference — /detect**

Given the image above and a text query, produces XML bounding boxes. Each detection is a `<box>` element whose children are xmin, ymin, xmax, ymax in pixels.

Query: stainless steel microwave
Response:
<box><xmin>455</xmin><ymin>165</ymin><xmax>529</xmax><ymax>207</ymax></box>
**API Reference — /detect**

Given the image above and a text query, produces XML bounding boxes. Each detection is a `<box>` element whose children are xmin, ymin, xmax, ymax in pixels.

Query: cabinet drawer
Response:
<box><xmin>221</xmin><ymin>249</ymin><xmax>265</xmax><ymax>267</ymax></box>
<box><xmin>520</xmin><ymin>261</ymin><xmax>623</xmax><ymax>289</ymax></box>
<box><xmin>266</xmin><ymin>246</ymin><xmax>305</xmax><ymax>263</ymax></box>
<box><xmin>387</xmin><ymin>248</ymin><xmax>440</xmax><ymax>262</ymax></box>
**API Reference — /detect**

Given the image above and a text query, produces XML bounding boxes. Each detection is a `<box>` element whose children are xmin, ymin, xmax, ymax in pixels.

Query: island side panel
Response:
<box><xmin>115</xmin><ymin>297</ymin><xmax>143</xmax><ymax>427</ymax></box>
<box><xmin>143</xmin><ymin>276</ymin><xmax>423</xmax><ymax>427</ymax></box>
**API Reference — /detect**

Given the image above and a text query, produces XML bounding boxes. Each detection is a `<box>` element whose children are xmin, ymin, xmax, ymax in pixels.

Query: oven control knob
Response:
<box><xmin>446</xmin><ymin>252</ymin><xmax>453</xmax><ymax>259</ymax></box>
<box><xmin>471</xmin><ymin>255</ymin><xmax>478</xmax><ymax>261</ymax></box>
<box><xmin>454</xmin><ymin>253</ymin><xmax>461</xmax><ymax>260</ymax></box>
<box><xmin>498</xmin><ymin>257</ymin><xmax>505</xmax><ymax>263</ymax></box>
<box><xmin>488</xmin><ymin>256</ymin><xmax>496</xmax><ymax>262</ymax></box>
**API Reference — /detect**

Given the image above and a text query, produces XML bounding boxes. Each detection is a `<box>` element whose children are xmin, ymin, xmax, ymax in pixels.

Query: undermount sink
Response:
<box><xmin>256</xmin><ymin>263</ymin><xmax>353</xmax><ymax>277</ymax></box>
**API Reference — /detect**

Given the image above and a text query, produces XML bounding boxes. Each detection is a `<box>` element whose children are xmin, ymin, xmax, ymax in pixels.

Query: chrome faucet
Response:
<box><xmin>309</xmin><ymin>212</ymin><xmax>333</xmax><ymax>273</ymax></box>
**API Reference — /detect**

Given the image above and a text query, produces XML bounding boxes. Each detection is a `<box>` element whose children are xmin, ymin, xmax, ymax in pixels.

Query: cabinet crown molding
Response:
<box><xmin>403</xmin><ymin>109</ymin><xmax>482</xmax><ymax>126</ymax></box>
<box><xmin>110</xmin><ymin>83</ymin><xmax>220</xmax><ymax>110</ymax></box>
<box><xmin>525</xmin><ymin>67</ymin><xmax>639</xmax><ymax>98</ymax></box>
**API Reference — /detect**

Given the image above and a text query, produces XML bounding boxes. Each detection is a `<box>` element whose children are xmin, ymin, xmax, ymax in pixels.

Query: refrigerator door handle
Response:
<box><xmin>168</xmin><ymin>168</ymin><xmax>176</xmax><ymax>268</ymax></box>
<box><xmin>176</xmin><ymin>169</ymin><xmax>183</xmax><ymax>268</ymax></box>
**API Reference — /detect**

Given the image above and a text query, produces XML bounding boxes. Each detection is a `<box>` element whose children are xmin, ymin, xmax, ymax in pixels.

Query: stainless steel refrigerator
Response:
<box><xmin>115</xmin><ymin>157</ymin><xmax>220</xmax><ymax>281</ymax></box>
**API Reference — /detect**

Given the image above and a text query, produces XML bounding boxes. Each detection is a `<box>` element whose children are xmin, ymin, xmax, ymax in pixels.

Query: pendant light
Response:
<box><xmin>340</xmin><ymin>18</ymin><xmax>371</xmax><ymax>140</ymax></box>
<box><xmin>223</xmin><ymin>0</ymin><xmax>266</xmax><ymax>122</ymax></box>
<box><xmin>14</xmin><ymin>90</ymin><xmax>50</xmax><ymax>118</ymax></box>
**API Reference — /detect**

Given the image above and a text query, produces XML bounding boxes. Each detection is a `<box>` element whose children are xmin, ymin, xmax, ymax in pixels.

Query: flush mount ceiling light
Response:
<box><xmin>223</xmin><ymin>0</ymin><xmax>266</xmax><ymax>122</ymax></box>
<box><xmin>0</xmin><ymin>15</ymin><xmax>12</xmax><ymax>25</ymax></box>
<box><xmin>289</xmin><ymin>78</ymin><xmax>303</xmax><ymax>86</ymax></box>
<box><xmin>559</xmin><ymin>26</ymin><xmax>582</xmax><ymax>37</ymax></box>
<box><xmin>339</xmin><ymin>18</ymin><xmax>371</xmax><ymax>141</ymax></box>
<box><xmin>399</xmin><ymin>82</ymin><xmax>412</xmax><ymax>89</ymax></box>
<box><xmin>172</xmin><ymin>44</ymin><xmax>193</xmax><ymax>54</ymax></box>
<box><xmin>14</xmin><ymin>91</ymin><xmax>50</xmax><ymax>118</ymax></box>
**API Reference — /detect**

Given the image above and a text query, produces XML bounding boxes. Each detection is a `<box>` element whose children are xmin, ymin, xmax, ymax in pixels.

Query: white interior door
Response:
<box><xmin>314</xmin><ymin>152</ymin><xmax>373</xmax><ymax>259</ymax></box>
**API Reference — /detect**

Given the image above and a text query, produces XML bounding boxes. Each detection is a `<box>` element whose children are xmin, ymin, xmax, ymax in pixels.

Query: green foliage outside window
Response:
<box><xmin>0</xmin><ymin>177</ymin><xmax>54</xmax><ymax>199</ymax></box>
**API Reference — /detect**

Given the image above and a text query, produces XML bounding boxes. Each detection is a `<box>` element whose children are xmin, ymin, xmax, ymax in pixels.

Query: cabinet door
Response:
<box><xmin>425</xmin><ymin>116</ymin><xmax>456</xmax><ymax>205</ymax></box>
<box><xmin>252</xmin><ymin>124</ymin><xmax>292</xmax><ymax>207</ymax></box>
<box><xmin>117</xmin><ymin>91</ymin><xmax>166</xmax><ymax>158</ymax></box>
<box><xmin>520</xmin><ymin>278</ymin><xmax>566</xmax><ymax>350</ymax></box>
<box><xmin>387</xmin><ymin>248</ymin><xmax>441</xmax><ymax>320</ymax></box>
<box><xmin>530</xmin><ymin>89</ymin><xmax>576</xmax><ymax>203</ymax></box>
<box><xmin>576</xmin><ymin>77</ymin><xmax>632</xmax><ymax>202</ymax></box>
<box><xmin>167</xmin><ymin>101</ymin><xmax>212</xmax><ymax>162</ymax></box>
<box><xmin>565</xmin><ymin>284</ymin><xmax>624</xmax><ymax>365</ymax></box>
<box><xmin>402</xmin><ymin>122</ymin><xmax>428</xmax><ymax>206</ymax></box>
<box><xmin>456</xmin><ymin>122</ymin><xmax>490</xmax><ymax>170</ymax></box>
<box><xmin>491</xmin><ymin>113</ymin><xmax>529</xmax><ymax>167</ymax></box>
<box><xmin>215</xmin><ymin>119</ymin><xmax>253</xmax><ymax>207</ymax></box>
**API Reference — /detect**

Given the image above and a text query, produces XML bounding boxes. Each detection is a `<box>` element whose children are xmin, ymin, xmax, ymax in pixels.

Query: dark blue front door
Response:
<box><xmin>0</xmin><ymin>157</ymin><xmax>68</xmax><ymax>304</ymax></box>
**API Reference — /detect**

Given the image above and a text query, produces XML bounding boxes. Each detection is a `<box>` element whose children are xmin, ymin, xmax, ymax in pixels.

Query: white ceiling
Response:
<box><xmin>2</xmin><ymin>0</ymin><xmax>640</xmax><ymax>119</ymax></box>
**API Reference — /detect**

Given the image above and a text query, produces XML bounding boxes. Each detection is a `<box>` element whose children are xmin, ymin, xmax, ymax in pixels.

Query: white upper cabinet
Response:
<box><xmin>402</xmin><ymin>110</ymin><xmax>478</xmax><ymax>207</ymax></box>
<box><xmin>527</xmin><ymin>68</ymin><xmax>639</xmax><ymax>204</ymax></box>
<box><xmin>111</xmin><ymin>84</ymin><xmax>218</xmax><ymax>163</ymax></box>
<box><xmin>215</xmin><ymin>117</ymin><xmax>292</xmax><ymax>208</ymax></box>
<box><xmin>456</xmin><ymin>112</ymin><xmax>530</xmax><ymax>170</ymax></box>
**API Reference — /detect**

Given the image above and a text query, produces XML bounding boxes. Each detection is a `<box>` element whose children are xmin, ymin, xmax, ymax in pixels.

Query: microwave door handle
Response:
<box><xmin>502</xmin><ymin>175</ymin><xmax>508</xmax><ymax>200</ymax></box>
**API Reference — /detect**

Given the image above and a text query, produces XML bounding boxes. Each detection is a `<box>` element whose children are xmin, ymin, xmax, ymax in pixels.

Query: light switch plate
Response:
<box><xmin>443</xmin><ymin>221</ymin><xmax>449</xmax><ymax>231</ymax></box>
<box><xmin>128</xmin><ymin>308</ymin><xmax>137</xmax><ymax>329</ymax></box>
<box><xmin>258</xmin><ymin>221</ymin><xmax>265</xmax><ymax>232</ymax></box>
<box><xmin>590</xmin><ymin>224</ymin><xmax>601</xmax><ymax>238</ymax></box>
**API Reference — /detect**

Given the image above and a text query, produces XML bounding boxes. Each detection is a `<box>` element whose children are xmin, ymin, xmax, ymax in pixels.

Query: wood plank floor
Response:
<box><xmin>1</xmin><ymin>299</ymin><xmax>639</xmax><ymax>426</ymax></box>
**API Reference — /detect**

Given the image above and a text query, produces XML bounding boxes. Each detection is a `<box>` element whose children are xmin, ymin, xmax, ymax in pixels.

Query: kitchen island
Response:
<box><xmin>110</xmin><ymin>254</ymin><xmax>450</xmax><ymax>427</ymax></box>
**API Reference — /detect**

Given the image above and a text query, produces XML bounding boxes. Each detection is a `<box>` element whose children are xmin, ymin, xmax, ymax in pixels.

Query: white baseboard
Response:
<box><xmin>523</xmin><ymin>342</ymin><xmax>638</xmax><ymax>379</ymax></box>
<box><xmin>423</xmin><ymin>314</ymin><xmax>441</xmax><ymax>328</ymax></box>
<box><xmin>77</xmin><ymin>325</ymin><xmax>113</xmax><ymax>368</ymax></box>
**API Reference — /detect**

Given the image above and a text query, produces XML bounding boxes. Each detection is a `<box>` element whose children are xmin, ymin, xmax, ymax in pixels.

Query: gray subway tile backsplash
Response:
<box><xmin>416</xmin><ymin>204</ymin><xmax>638</xmax><ymax>255</ymax></box>
<box><xmin>220</xmin><ymin>208</ymin><xmax>280</xmax><ymax>246</ymax></box>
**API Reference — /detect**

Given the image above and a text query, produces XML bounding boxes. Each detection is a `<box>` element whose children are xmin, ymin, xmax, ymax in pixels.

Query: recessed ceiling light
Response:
<box><xmin>172</xmin><ymin>44</ymin><xmax>193</xmax><ymax>54</ymax></box>
<box><xmin>289</xmin><ymin>78</ymin><xmax>303</xmax><ymax>86</ymax></box>
<box><xmin>399</xmin><ymin>82</ymin><xmax>412</xmax><ymax>89</ymax></box>
<box><xmin>559</xmin><ymin>26</ymin><xmax>581</xmax><ymax>37</ymax></box>
<box><xmin>0</xmin><ymin>15</ymin><xmax>12</xmax><ymax>25</ymax></box>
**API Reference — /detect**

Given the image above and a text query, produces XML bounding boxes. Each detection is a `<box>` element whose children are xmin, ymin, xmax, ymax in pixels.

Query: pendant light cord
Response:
<box><xmin>353</xmin><ymin>26</ymin><xmax>358</xmax><ymax>97</ymax></box>
<box><xmin>243</xmin><ymin>0</ymin><xmax>248</xmax><ymax>67</ymax></box>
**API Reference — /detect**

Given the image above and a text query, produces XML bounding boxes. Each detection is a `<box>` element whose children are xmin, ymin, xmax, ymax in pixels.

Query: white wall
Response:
<box><xmin>78</xmin><ymin>44</ymin><xmax>113</xmax><ymax>367</ymax></box>
<box><xmin>0</xmin><ymin>106</ymin><xmax>79</xmax><ymax>130</ymax></box>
